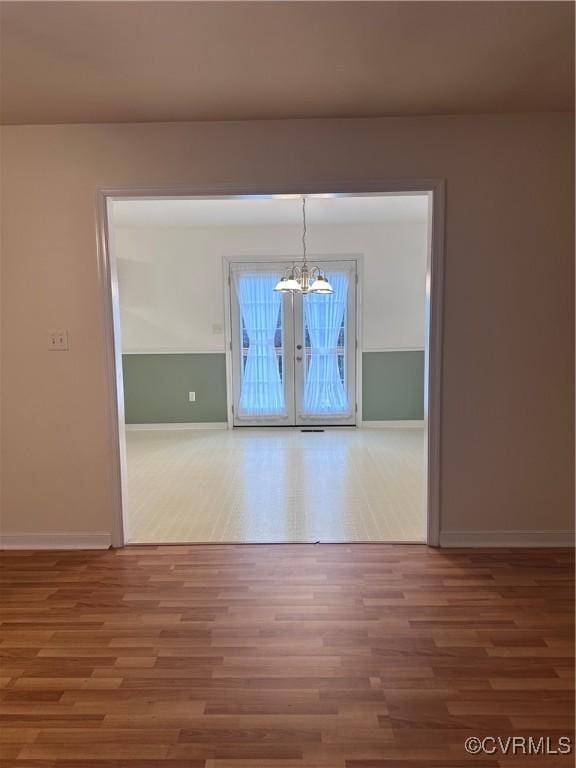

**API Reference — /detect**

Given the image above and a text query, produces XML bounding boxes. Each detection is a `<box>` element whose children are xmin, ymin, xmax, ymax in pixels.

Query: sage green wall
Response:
<box><xmin>123</xmin><ymin>351</ymin><xmax>424</xmax><ymax>423</ymax></box>
<box><xmin>123</xmin><ymin>354</ymin><xmax>228</xmax><ymax>423</ymax></box>
<box><xmin>362</xmin><ymin>351</ymin><xmax>425</xmax><ymax>420</ymax></box>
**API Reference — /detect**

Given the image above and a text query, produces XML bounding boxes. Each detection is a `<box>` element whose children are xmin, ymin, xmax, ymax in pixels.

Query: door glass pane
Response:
<box><xmin>302</xmin><ymin>271</ymin><xmax>350</xmax><ymax>415</ymax></box>
<box><xmin>236</xmin><ymin>272</ymin><xmax>286</xmax><ymax>417</ymax></box>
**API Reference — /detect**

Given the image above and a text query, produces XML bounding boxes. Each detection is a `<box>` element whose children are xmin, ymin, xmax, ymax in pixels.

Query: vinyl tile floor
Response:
<box><xmin>125</xmin><ymin>427</ymin><xmax>426</xmax><ymax>544</ymax></box>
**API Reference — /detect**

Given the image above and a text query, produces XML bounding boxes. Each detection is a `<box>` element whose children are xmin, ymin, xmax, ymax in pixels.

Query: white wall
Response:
<box><xmin>114</xmin><ymin>220</ymin><xmax>428</xmax><ymax>353</ymax></box>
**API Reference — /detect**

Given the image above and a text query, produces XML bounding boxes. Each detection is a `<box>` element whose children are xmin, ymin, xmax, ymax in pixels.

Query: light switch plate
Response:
<box><xmin>48</xmin><ymin>329</ymin><xmax>69</xmax><ymax>351</ymax></box>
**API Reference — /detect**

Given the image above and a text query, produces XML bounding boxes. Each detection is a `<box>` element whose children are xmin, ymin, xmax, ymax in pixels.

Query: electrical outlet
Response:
<box><xmin>188</xmin><ymin>392</ymin><xmax>196</xmax><ymax>402</ymax></box>
<box><xmin>48</xmin><ymin>329</ymin><xmax>69</xmax><ymax>351</ymax></box>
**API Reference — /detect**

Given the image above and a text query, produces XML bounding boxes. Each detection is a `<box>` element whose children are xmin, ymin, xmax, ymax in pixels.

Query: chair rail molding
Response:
<box><xmin>125</xmin><ymin>422</ymin><xmax>228</xmax><ymax>431</ymax></box>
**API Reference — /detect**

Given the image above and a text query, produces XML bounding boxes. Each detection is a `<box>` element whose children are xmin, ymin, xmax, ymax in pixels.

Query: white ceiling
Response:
<box><xmin>111</xmin><ymin>195</ymin><xmax>429</xmax><ymax>229</ymax></box>
<box><xmin>1</xmin><ymin>2</ymin><xmax>573</xmax><ymax>125</ymax></box>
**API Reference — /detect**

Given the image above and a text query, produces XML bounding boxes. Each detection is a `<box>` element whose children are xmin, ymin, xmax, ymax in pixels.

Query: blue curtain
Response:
<box><xmin>235</xmin><ymin>272</ymin><xmax>285</xmax><ymax>416</ymax></box>
<box><xmin>303</xmin><ymin>272</ymin><xmax>349</xmax><ymax>414</ymax></box>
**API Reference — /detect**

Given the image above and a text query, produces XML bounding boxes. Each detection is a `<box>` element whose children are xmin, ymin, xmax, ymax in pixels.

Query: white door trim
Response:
<box><xmin>223</xmin><ymin>253</ymin><xmax>364</xmax><ymax>429</ymax></box>
<box><xmin>97</xmin><ymin>180</ymin><xmax>445</xmax><ymax>548</ymax></box>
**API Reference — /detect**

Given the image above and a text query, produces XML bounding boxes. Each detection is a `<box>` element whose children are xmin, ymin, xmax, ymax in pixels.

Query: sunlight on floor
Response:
<box><xmin>125</xmin><ymin>427</ymin><xmax>426</xmax><ymax>543</ymax></box>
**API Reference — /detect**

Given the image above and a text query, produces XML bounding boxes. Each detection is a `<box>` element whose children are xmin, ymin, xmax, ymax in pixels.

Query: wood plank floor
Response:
<box><xmin>0</xmin><ymin>545</ymin><xmax>573</xmax><ymax>767</ymax></box>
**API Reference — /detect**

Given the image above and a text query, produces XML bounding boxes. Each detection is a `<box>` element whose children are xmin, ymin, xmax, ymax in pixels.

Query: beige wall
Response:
<box><xmin>1</xmin><ymin>114</ymin><xmax>573</xmax><ymax>539</ymax></box>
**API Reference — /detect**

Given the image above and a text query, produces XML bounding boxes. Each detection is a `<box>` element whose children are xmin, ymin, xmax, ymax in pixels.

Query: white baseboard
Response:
<box><xmin>362</xmin><ymin>420</ymin><xmax>424</xmax><ymax>428</ymax></box>
<box><xmin>128</xmin><ymin>421</ymin><xmax>423</xmax><ymax>431</ymax></box>
<box><xmin>125</xmin><ymin>422</ymin><xmax>228</xmax><ymax>431</ymax></box>
<box><xmin>0</xmin><ymin>533</ymin><xmax>112</xmax><ymax>550</ymax></box>
<box><xmin>440</xmin><ymin>530</ymin><xmax>575</xmax><ymax>548</ymax></box>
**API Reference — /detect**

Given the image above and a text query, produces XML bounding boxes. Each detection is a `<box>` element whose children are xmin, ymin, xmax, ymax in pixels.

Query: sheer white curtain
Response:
<box><xmin>303</xmin><ymin>271</ymin><xmax>349</xmax><ymax>414</ymax></box>
<box><xmin>235</xmin><ymin>271</ymin><xmax>285</xmax><ymax>416</ymax></box>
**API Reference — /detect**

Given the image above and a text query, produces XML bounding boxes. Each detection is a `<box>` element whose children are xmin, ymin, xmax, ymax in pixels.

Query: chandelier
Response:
<box><xmin>274</xmin><ymin>197</ymin><xmax>333</xmax><ymax>295</ymax></box>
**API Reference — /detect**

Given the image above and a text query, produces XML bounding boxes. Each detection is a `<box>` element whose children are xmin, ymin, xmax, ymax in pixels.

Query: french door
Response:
<box><xmin>230</xmin><ymin>260</ymin><xmax>356</xmax><ymax>427</ymax></box>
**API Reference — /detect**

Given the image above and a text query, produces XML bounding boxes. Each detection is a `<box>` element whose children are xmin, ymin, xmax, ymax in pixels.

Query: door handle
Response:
<box><xmin>296</xmin><ymin>344</ymin><xmax>302</xmax><ymax>350</ymax></box>
<box><xmin>296</xmin><ymin>356</ymin><xmax>302</xmax><ymax>362</ymax></box>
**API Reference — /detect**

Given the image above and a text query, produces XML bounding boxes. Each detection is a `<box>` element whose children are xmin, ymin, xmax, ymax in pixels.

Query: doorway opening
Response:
<box><xmin>100</xmin><ymin>185</ymin><xmax>444</xmax><ymax>546</ymax></box>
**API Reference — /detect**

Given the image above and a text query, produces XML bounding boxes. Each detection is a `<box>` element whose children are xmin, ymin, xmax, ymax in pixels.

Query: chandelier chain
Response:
<box><xmin>302</xmin><ymin>196</ymin><xmax>307</xmax><ymax>264</ymax></box>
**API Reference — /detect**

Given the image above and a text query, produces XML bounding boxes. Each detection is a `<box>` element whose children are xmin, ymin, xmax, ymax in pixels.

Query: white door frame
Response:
<box><xmin>224</xmin><ymin>256</ymin><xmax>360</xmax><ymax>428</ymax></box>
<box><xmin>97</xmin><ymin>180</ymin><xmax>445</xmax><ymax>547</ymax></box>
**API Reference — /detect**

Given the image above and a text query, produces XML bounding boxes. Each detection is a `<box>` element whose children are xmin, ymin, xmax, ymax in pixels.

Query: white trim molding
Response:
<box><xmin>123</xmin><ymin>349</ymin><xmax>226</xmax><ymax>355</ymax></box>
<box><xmin>0</xmin><ymin>533</ymin><xmax>112</xmax><ymax>550</ymax></box>
<box><xmin>363</xmin><ymin>347</ymin><xmax>425</xmax><ymax>353</ymax></box>
<box><xmin>98</xmin><ymin>179</ymin><xmax>445</xmax><ymax>547</ymax></box>
<box><xmin>222</xmin><ymin>252</ymin><xmax>363</xmax><ymax>430</ymax></box>
<box><xmin>440</xmin><ymin>530</ymin><xmax>575</xmax><ymax>548</ymax></box>
<box><xmin>362</xmin><ymin>420</ymin><xmax>424</xmax><ymax>428</ymax></box>
<box><xmin>125</xmin><ymin>422</ymin><xmax>228</xmax><ymax>431</ymax></box>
